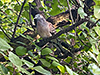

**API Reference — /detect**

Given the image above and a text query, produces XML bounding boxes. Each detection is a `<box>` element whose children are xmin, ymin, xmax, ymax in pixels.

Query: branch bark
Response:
<box><xmin>36</xmin><ymin>18</ymin><xmax>88</xmax><ymax>47</ymax></box>
<box><xmin>12</xmin><ymin>0</ymin><xmax>26</xmax><ymax>40</ymax></box>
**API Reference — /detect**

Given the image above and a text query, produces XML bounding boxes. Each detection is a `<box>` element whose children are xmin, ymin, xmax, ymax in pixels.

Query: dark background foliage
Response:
<box><xmin>0</xmin><ymin>0</ymin><xmax>100</xmax><ymax>75</ymax></box>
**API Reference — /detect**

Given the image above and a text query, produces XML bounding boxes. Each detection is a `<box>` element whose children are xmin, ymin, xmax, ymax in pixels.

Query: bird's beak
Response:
<box><xmin>34</xmin><ymin>17</ymin><xmax>37</xmax><ymax>19</ymax></box>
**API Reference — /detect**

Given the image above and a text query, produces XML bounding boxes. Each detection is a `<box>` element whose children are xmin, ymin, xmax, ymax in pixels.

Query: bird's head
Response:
<box><xmin>34</xmin><ymin>14</ymin><xmax>44</xmax><ymax>19</ymax></box>
<box><xmin>34</xmin><ymin>14</ymin><xmax>46</xmax><ymax>25</ymax></box>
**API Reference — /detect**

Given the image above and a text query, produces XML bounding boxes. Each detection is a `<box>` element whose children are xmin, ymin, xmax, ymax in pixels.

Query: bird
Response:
<box><xmin>34</xmin><ymin>14</ymin><xmax>66</xmax><ymax>55</ymax></box>
<box><xmin>34</xmin><ymin>14</ymin><xmax>56</xmax><ymax>38</ymax></box>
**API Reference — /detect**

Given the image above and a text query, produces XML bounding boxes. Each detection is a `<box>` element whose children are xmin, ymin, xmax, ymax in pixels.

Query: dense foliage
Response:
<box><xmin>0</xmin><ymin>0</ymin><xmax>100</xmax><ymax>75</ymax></box>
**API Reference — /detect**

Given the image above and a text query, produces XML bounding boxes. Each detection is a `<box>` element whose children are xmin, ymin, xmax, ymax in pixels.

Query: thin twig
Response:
<box><xmin>90</xmin><ymin>19</ymin><xmax>100</xmax><ymax>29</ymax></box>
<box><xmin>12</xmin><ymin>0</ymin><xmax>26</xmax><ymax>40</ymax></box>
<box><xmin>66</xmin><ymin>0</ymin><xmax>74</xmax><ymax>24</ymax></box>
<box><xmin>0</xmin><ymin>25</ymin><xmax>10</xmax><ymax>39</ymax></box>
<box><xmin>29</xmin><ymin>3</ymin><xmax>35</xmax><ymax>29</ymax></box>
<box><xmin>16</xmin><ymin>0</ymin><xmax>20</xmax><ymax>5</ymax></box>
<box><xmin>0</xmin><ymin>9</ymin><xmax>7</xmax><ymax>16</ymax></box>
<box><xmin>76</xmin><ymin>32</ymin><xmax>91</xmax><ymax>48</ymax></box>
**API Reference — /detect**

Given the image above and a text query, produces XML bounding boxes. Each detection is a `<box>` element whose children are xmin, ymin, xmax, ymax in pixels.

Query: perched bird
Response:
<box><xmin>34</xmin><ymin>14</ymin><xmax>56</xmax><ymax>38</ymax></box>
<box><xmin>34</xmin><ymin>14</ymin><xmax>65</xmax><ymax>55</ymax></box>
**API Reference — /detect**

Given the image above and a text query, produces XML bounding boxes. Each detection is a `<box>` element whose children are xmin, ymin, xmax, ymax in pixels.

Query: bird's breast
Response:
<box><xmin>37</xmin><ymin>23</ymin><xmax>51</xmax><ymax>38</ymax></box>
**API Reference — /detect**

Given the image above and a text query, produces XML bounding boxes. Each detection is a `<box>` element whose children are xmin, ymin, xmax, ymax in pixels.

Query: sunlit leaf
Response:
<box><xmin>94</xmin><ymin>26</ymin><xmax>100</xmax><ymax>36</ymax></box>
<box><xmin>79</xmin><ymin>0</ymin><xmax>84</xmax><ymax>7</ymax></box>
<box><xmin>1</xmin><ymin>0</ymin><xmax>11</xmax><ymax>3</ymax></box>
<box><xmin>59</xmin><ymin>0</ymin><xmax>67</xmax><ymax>6</ymax></box>
<box><xmin>19</xmin><ymin>67</ymin><xmax>32</xmax><ymax>75</ymax></box>
<box><xmin>0</xmin><ymin>38</ymin><xmax>13</xmax><ymax>51</ymax></box>
<box><xmin>93</xmin><ymin>0</ymin><xmax>100</xmax><ymax>6</ymax></box>
<box><xmin>92</xmin><ymin>44</ymin><xmax>99</xmax><ymax>55</ymax></box>
<box><xmin>65</xmin><ymin>65</ymin><xmax>78</xmax><ymax>75</ymax></box>
<box><xmin>46</xmin><ymin>56</ymin><xmax>59</xmax><ymax>62</ymax></box>
<box><xmin>22</xmin><ymin>59</ymin><xmax>34</xmax><ymax>68</ymax></box>
<box><xmin>64</xmin><ymin>56</ymin><xmax>72</xmax><ymax>63</ymax></box>
<box><xmin>78</xmin><ymin>7</ymin><xmax>87</xmax><ymax>18</ymax></box>
<box><xmin>88</xmin><ymin>51</ymin><xmax>98</xmax><ymax>63</ymax></box>
<box><xmin>34</xmin><ymin>66</ymin><xmax>51</xmax><ymax>75</ymax></box>
<box><xmin>57</xmin><ymin>65</ymin><xmax>65</xmax><ymax>73</ymax></box>
<box><xmin>28</xmin><ymin>0</ymin><xmax>33</xmax><ymax>3</ymax></box>
<box><xmin>52</xmin><ymin>61</ymin><xmax>61</xmax><ymax>67</ymax></box>
<box><xmin>94</xmin><ymin>6</ymin><xmax>100</xmax><ymax>19</ymax></box>
<box><xmin>97</xmin><ymin>54</ymin><xmax>100</xmax><ymax>65</ymax></box>
<box><xmin>9</xmin><ymin>52</ymin><xmax>22</xmax><ymax>67</ymax></box>
<box><xmin>88</xmin><ymin>63</ymin><xmax>100</xmax><ymax>74</ymax></box>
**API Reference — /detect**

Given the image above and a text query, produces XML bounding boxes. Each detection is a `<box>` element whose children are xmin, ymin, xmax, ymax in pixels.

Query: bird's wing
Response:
<box><xmin>48</xmin><ymin>22</ymin><xmax>56</xmax><ymax>35</ymax></box>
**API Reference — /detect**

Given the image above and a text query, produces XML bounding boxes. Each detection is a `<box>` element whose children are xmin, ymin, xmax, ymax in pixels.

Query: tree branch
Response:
<box><xmin>89</xmin><ymin>19</ymin><xmax>100</xmax><ymax>29</ymax></box>
<box><xmin>67</xmin><ymin>0</ymin><xmax>74</xmax><ymax>24</ymax></box>
<box><xmin>36</xmin><ymin>18</ymin><xmax>88</xmax><ymax>47</ymax></box>
<box><xmin>11</xmin><ymin>0</ymin><xmax>26</xmax><ymax>40</ymax></box>
<box><xmin>0</xmin><ymin>9</ymin><xmax>7</xmax><ymax>16</ymax></box>
<box><xmin>0</xmin><ymin>25</ymin><xmax>10</xmax><ymax>39</ymax></box>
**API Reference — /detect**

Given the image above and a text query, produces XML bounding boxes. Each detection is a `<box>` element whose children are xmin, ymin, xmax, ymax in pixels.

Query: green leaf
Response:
<box><xmin>34</xmin><ymin>66</ymin><xmax>51</xmax><ymax>75</ymax></box>
<box><xmin>22</xmin><ymin>59</ymin><xmax>34</xmax><ymax>68</ymax></box>
<box><xmin>81</xmin><ymin>23</ymin><xmax>89</xmax><ymax>32</ymax></box>
<box><xmin>97</xmin><ymin>54</ymin><xmax>100</xmax><ymax>65</ymax></box>
<box><xmin>0</xmin><ymin>51</ymin><xmax>8</xmax><ymax>60</ymax></box>
<box><xmin>94</xmin><ymin>6</ymin><xmax>100</xmax><ymax>19</ymax></box>
<box><xmin>57</xmin><ymin>65</ymin><xmax>65</xmax><ymax>73</ymax></box>
<box><xmin>94</xmin><ymin>26</ymin><xmax>100</xmax><ymax>36</ymax></box>
<box><xmin>88</xmin><ymin>51</ymin><xmax>98</xmax><ymax>63</ymax></box>
<box><xmin>78</xmin><ymin>7</ymin><xmax>87</xmax><ymax>18</ymax></box>
<box><xmin>22</xmin><ymin>11</ymin><xmax>29</xmax><ymax>20</ymax></box>
<box><xmin>46</xmin><ymin>56</ymin><xmax>59</xmax><ymax>62</ymax></box>
<box><xmin>78</xmin><ymin>0</ymin><xmax>84</xmax><ymax>7</ymax></box>
<box><xmin>89</xmin><ymin>37</ymin><xmax>96</xmax><ymax>45</ymax></box>
<box><xmin>0</xmin><ymin>38</ymin><xmax>13</xmax><ymax>51</ymax></box>
<box><xmin>64</xmin><ymin>56</ymin><xmax>72</xmax><ymax>63</ymax></box>
<box><xmin>1</xmin><ymin>0</ymin><xmax>11</xmax><ymax>3</ymax></box>
<box><xmin>65</xmin><ymin>65</ymin><xmax>78</xmax><ymax>75</ymax></box>
<box><xmin>5</xmin><ymin>9</ymin><xmax>10</xmax><ymax>14</ymax></box>
<box><xmin>19</xmin><ymin>33</ymin><xmax>27</xmax><ymax>39</ymax></box>
<box><xmin>39</xmin><ymin>7</ymin><xmax>44</xmax><ymax>11</ymax></box>
<box><xmin>59</xmin><ymin>0</ymin><xmax>67</xmax><ymax>6</ymax></box>
<box><xmin>92</xmin><ymin>44</ymin><xmax>99</xmax><ymax>55</ymax></box>
<box><xmin>50</xmin><ymin>0</ymin><xmax>61</xmax><ymax>16</ymax></box>
<box><xmin>16</xmin><ymin>41</ymin><xmax>27</xmax><ymax>46</ymax></box>
<box><xmin>0</xmin><ymin>31</ymin><xmax>5</xmax><ymax>38</ymax></box>
<box><xmin>52</xmin><ymin>61</ymin><xmax>61</xmax><ymax>67</ymax></box>
<box><xmin>88</xmin><ymin>63</ymin><xmax>100</xmax><ymax>74</ymax></box>
<box><xmin>0</xmin><ymin>1</ymin><xmax>3</xmax><ymax>7</ymax></box>
<box><xmin>41</xmin><ymin>48</ymin><xmax>53</xmax><ymax>55</ymax></box>
<box><xmin>9</xmin><ymin>52</ymin><xmax>22</xmax><ymax>67</ymax></box>
<box><xmin>14</xmin><ymin>4</ymin><xmax>21</xmax><ymax>12</ymax></box>
<box><xmin>1</xmin><ymin>64</ymin><xmax>8</xmax><ymax>74</ymax></box>
<box><xmin>15</xmin><ymin>46</ymin><xmax>27</xmax><ymax>56</ymax></box>
<box><xmin>28</xmin><ymin>51</ymin><xmax>35</xmax><ymax>57</ymax></box>
<box><xmin>40</xmin><ymin>59</ymin><xmax>51</xmax><ymax>67</ymax></box>
<box><xmin>27</xmin><ymin>0</ymin><xmax>33</xmax><ymax>3</ymax></box>
<box><xmin>49</xmin><ymin>7</ymin><xmax>61</xmax><ymax>16</ymax></box>
<box><xmin>19</xmin><ymin>67</ymin><xmax>32</xmax><ymax>75</ymax></box>
<box><xmin>93</xmin><ymin>0</ymin><xmax>100</xmax><ymax>6</ymax></box>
